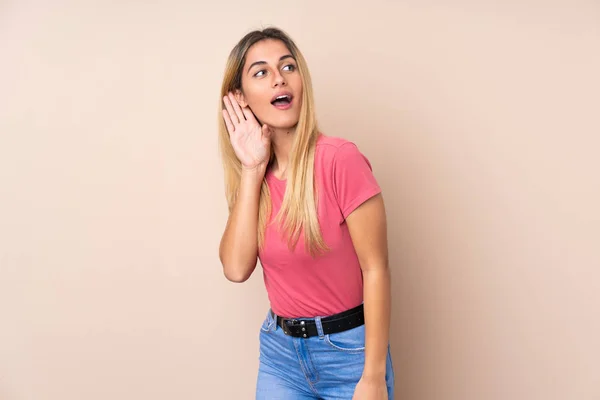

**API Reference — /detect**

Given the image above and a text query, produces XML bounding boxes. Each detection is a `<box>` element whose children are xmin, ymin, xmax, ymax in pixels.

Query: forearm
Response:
<box><xmin>219</xmin><ymin>166</ymin><xmax>265</xmax><ymax>282</ymax></box>
<box><xmin>362</xmin><ymin>266</ymin><xmax>391</xmax><ymax>378</ymax></box>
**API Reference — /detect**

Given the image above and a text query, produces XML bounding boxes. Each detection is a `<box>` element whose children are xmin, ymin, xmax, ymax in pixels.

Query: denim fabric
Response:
<box><xmin>256</xmin><ymin>309</ymin><xmax>395</xmax><ymax>399</ymax></box>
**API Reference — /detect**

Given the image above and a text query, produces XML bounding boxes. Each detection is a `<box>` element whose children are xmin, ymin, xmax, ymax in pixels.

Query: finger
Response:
<box><xmin>223</xmin><ymin>95</ymin><xmax>239</xmax><ymax>125</ymax></box>
<box><xmin>242</xmin><ymin>106</ymin><xmax>257</xmax><ymax>123</ymax></box>
<box><xmin>262</xmin><ymin>124</ymin><xmax>272</xmax><ymax>139</ymax></box>
<box><xmin>222</xmin><ymin>109</ymin><xmax>235</xmax><ymax>136</ymax></box>
<box><xmin>228</xmin><ymin>92</ymin><xmax>246</xmax><ymax>123</ymax></box>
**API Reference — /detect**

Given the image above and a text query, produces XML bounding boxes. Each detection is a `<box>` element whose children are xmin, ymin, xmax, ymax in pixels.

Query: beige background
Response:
<box><xmin>1</xmin><ymin>1</ymin><xmax>599</xmax><ymax>399</ymax></box>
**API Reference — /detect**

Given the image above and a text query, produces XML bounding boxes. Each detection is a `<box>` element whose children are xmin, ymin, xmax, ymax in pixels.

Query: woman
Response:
<box><xmin>218</xmin><ymin>27</ymin><xmax>394</xmax><ymax>400</ymax></box>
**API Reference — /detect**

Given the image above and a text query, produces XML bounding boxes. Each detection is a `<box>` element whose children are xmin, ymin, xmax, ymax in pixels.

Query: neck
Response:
<box><xmin>270</xmin><ymin>126</ymin><xmax>296</xmax><ymax>178</ymax></box>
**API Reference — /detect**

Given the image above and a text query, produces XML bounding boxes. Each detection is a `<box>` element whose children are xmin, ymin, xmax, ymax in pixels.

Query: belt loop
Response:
<box><xmin>270</xmin><ymin>309</ymin><xmax>277</xmax><ymax>330</ymax></box>
<box><xmin>315</xmin><ymin>316</ymin><xmax>325</xmax><ymax>339</ymax></box>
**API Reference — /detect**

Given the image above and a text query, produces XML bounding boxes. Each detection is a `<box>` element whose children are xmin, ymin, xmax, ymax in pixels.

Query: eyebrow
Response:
<box><xmin>247</xmin><ymin>54</ymin><xmax>296</xmax><ymax>74</ymax></box>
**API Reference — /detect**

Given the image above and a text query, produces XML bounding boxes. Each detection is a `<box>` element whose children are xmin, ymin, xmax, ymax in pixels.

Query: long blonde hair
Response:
<box><xmin>218</xmin><ymin>27</ymin><xmax>328</xmax><ymax>256</ymax></box>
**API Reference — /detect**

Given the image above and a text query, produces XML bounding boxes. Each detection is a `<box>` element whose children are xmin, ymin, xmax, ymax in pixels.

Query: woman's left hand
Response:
<box><xmin>352</xmin><ymin>375</ymin><xmax>388</xmax><ymax>400</ymax></box>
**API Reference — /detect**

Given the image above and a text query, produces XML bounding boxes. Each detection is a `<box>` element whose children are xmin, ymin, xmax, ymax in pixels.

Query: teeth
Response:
<box><xmin>275</xmin><ymin>95</ymin><xmax>288</xmax><ymax>100</ymax></box>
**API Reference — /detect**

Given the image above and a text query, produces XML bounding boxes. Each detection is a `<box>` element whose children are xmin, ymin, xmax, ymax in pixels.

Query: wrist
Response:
<box><xmin>362</xmin><ymin>364</ymin><xmax>387</xmax><ymax>380</ymax></box>
<box><xmin>241</xmin><ymin>163</ymin><xmax>267</xmax><ymax>183</ymax></box>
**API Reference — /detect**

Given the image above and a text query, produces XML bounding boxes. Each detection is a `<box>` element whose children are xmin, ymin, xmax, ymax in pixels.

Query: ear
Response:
<box><xmin>234</xmin><ymin>90</ymin><xmax>248</xmax><ymax>108</ymax></box>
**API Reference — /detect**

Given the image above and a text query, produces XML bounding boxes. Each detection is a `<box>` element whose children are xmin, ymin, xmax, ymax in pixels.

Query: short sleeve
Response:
<box><xmin>332</xmin><ymin>142</ymin><xmax>382</xmax><ymax>220</ymax></box>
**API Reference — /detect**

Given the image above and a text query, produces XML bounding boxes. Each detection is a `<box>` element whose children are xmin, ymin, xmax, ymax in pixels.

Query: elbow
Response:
<box><xmin>219</xmin><ymin>243</ymin><xmax>257</xmax><ymax>283</ymax></box>
<box><xmin>220</xmin><ymin>256</ymin><xmax>255</xmax><ymax>283</ymax></box>
<box><xmin>223</xmin><ymin>268</ymin><xmax>252</xmax><ymax>283</ymax></box>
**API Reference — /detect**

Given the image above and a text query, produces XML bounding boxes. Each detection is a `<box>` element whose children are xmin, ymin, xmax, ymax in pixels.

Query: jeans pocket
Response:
<box><xmin>324</xmin><ymin>324</ymin><xmax>366</xmax><ymax>352</ymax></box>
<box><xmin>260</xmin><ymin>309</ymin><xmax>276</xmax><ymax>333</ymax></box>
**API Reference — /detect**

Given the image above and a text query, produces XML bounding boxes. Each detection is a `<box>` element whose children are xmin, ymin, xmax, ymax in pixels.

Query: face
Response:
<box><xmin>236</xmin><ymin>39</ymin><xmax>303</xmax><ymax>129</ymax></box>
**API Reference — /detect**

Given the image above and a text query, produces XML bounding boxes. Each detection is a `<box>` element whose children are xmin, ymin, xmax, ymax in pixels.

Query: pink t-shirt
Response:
<box><xmin>258</xmin><ymin>134</ymin><xmax>382</xmax><ymax>318</ymax></box>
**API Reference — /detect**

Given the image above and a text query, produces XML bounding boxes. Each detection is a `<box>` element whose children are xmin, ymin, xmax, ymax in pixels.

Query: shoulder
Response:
<box><xmin>315</xmin><ymin>133</ymin><xmax>381</xmax><ymax>219</ymax></box>
<box><xmin>314</xmin><ymin>133</ymin><xmax>376</xmax><ymax>183</ymax></box>
<box><xmin>315</xmin><ymin>133</ymin><xmax>362</xmax><ymax>160</ymax></box>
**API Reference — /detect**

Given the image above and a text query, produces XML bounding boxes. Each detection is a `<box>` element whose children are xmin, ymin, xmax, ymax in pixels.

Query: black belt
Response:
<box><xmin>273</xmin><ymin>304</ymin><xmax>364</xmax><ymax>338</ymax></box>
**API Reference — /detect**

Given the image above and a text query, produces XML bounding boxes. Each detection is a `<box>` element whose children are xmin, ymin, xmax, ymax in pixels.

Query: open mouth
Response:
<box><xmin>271</xmin><ymin>94</ymin><xmax>293</xmax><ymax>109</ymax></box>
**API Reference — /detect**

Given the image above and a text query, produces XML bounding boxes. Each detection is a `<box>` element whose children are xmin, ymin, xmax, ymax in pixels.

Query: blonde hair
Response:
<box><xmin>218</xmin><ymin>27</ymin><xmax>328</xmax><ymax>256</ymax></box>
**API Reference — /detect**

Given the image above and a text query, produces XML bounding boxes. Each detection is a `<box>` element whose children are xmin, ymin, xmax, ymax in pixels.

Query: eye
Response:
<box><xmin>283</xmin><ymin>64</ymin><xmax>296</xmax><ymax>72</ymax></box>
<box><xmin>253</xmin><ymin>69</ymin><xmax>266</xmax><ymax>77</ymax></box>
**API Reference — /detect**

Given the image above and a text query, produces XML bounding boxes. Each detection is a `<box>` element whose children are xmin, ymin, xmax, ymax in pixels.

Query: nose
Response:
<box><xmin>272</xmin><ymin>70</ymin><xmax>286</xmax><ymax>87</ymax></box>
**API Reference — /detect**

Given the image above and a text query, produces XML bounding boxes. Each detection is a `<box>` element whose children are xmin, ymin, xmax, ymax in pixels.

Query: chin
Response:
<box><xmin>263</xmin><ymin>116</ymin><xmax>300</xmax><ymax>130</ymax></box>
<box><xmin>276</xmin><ymin>121</ymin><xmax>299</xmax><ymax>129</ymax></box>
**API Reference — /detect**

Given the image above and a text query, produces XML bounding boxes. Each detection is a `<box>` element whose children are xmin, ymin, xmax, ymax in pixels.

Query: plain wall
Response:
<box><xmin>1</xmin><ymin>1</ymin><xmax>598</xmax><ymax>399</ymax></box>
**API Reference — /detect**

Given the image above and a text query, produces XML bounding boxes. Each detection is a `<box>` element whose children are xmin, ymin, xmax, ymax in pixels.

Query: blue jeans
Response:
<box><xmin>256</xmin><ymin>309</ymin><xmax>395</xmax><ymax>399</ymax></box>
